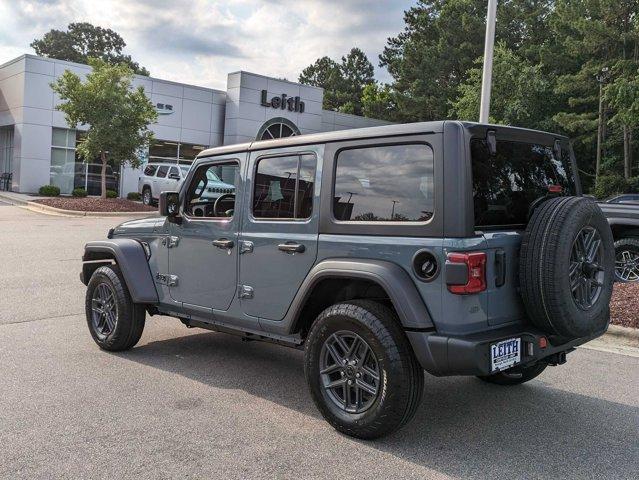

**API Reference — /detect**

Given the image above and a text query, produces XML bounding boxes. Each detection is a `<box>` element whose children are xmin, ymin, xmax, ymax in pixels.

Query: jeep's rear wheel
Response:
<box><xmin>85</xmin><ymin>265</ymin><xmax>145</xmax><ymax>351</ymax></box>
<box><xmin>477</xmin><ymin>362</ymin><xmax>547</xmax><ymax>386</ymax></box>
<box><xmin>304</xmin><ymin>300</ymin><xmax>423</xmax><ymax>439</ymax></box>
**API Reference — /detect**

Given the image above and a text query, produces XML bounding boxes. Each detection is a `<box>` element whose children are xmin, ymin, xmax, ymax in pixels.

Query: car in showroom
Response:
<box><xmin>81</xmin><ymin>121</ymin><xmax>615</xmax><ymax>439</ymax></box>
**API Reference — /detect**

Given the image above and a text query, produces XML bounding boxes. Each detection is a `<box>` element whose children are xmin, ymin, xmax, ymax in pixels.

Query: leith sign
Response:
<box><xmin>260</xmin><ymin>90</ymin><xmax>305</xmax><ymax>113</ymax></box>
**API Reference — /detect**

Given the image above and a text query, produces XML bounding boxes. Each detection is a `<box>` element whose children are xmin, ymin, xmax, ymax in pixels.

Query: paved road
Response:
<box><xmin>0</xmin><ymin>206</ymin><xmax>638</xmax><ymax>479</ymax></box>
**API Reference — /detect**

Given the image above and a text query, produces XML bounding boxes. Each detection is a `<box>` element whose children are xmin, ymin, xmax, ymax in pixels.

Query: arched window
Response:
<box><xmin>256</xmin><ymin>118</ymin><xmax>300</xmax><ymax>141</ymax></box>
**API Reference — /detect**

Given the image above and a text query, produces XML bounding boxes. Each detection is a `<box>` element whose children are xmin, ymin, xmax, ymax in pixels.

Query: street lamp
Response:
<box><xmin>479</xmin><ymin>0</ymin><xmax>498</xmax><ymax>123</ymax></box>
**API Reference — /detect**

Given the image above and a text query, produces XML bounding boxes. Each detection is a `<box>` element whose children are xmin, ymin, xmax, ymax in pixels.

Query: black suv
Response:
<box><xmin>81</xmin><ymin>121</ymin><xmax>615</xmax><ymax>439</ymax></box>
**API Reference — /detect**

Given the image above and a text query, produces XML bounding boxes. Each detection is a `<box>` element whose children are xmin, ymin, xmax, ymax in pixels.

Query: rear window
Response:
<box><xmin>471</xmin><ymin>139</ymin><xmax>575</xmax><ymax>229</ymax></box>
<box><xmin>333</xmin><ymin>144</ymin><xmax>434</xmax><ymax>222</ymax></box>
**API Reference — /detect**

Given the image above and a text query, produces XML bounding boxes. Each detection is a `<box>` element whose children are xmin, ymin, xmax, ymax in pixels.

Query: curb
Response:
<box><xmin>25</xmin><ymin>201</ymin><xmax>158</xmax><ymax>218</ymax></box>
<box><xmin>605</xmin><ymin>324</ymin><xmax>639</xmax><ymax>344</ymax></box>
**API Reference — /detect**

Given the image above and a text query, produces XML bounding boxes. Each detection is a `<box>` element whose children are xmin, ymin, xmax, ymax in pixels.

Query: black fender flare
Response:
<box><xmin>81</xmin><ymin>239</ymin><xmax>159</xmax><ymax>304</ymax></box>
<box><xmin>284</xmin><ymin>258</ymin><xmax>434</xmax><ymax>333</ymax></box>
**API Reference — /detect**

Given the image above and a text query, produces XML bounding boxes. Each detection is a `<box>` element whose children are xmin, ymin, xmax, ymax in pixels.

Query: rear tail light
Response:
<box><xmin>446</xmin><ymin>252</ymin><xmax>487</xmax><ymax>294</ymax></box>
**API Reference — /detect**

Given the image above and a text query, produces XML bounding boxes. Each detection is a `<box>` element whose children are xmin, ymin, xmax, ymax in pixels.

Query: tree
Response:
<box><xmin>51</xmin><ymin>58</ymin><xmax>157</xmax><ymax>198</ymax></box>
<box><xmin>450</xmin><ymin>43</ymin><xmax>555</xmax><ymax>130</ymax></box>
<box><xmin>299</xmin><ymin>48</ymin><xmax>375</xmax><ymax>115</ymax></box>
<box><xmin>379</xmin><ymin>0</ymin><xmax>554</xmax><ymax>122</ymax></box>
<box><xmin>32</xmin><ymin>22</ymin><xmax>150</xmax><ymax>76</ymax></box>
<box><xmin>299</xmin><ymin>56</ymin><xmax>344</xmax><ymax>111</ymax></box>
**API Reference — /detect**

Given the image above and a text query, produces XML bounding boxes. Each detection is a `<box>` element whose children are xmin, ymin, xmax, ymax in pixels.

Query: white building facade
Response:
<box><xmin>0</xmin><ymin>54</ymin><xmax>388</xmax><ymax>197</ymax></box>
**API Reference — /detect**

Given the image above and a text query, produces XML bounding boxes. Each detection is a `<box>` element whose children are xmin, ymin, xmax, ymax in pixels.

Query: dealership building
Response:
<box><xmin>0</xmin><ymin>54</ymin><xmax>388</xmax><ymax>196</ymax></box>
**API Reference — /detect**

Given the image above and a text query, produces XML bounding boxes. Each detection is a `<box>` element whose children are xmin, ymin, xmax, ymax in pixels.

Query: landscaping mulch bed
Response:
<box><xmin>610</xmin><ymin>282</ymin><xmax>639</xmax><ymax>329</ymax></box>
<box><xmin>34</xmin><ymin>197</ymin><xmax>156</xmax><ymax>213</ymax></box>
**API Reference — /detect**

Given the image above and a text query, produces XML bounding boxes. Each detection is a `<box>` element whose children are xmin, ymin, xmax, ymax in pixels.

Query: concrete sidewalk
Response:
<box><xmin>0</xmin><ymin>190</ymin><xmax>45</xmax><ymax>205</ymax></box>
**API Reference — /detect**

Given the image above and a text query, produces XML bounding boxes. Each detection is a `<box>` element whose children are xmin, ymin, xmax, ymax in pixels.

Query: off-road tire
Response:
<box><xmin>477</xmin><ymin>362</ymin><xmax>547</xmax><ymax>386</ymax></box>
<box><xmin>519</xmin><ymin>197</ymin><xmax>614</xmax><ymax>338</ymax></box>
<box><xmin>304</xmin><ymin>300</ymin><xmax>423</xmax><ymax>439</ymax></box>
<box><xmin>142</xmin><ymin>187</ymin><xmax>152</xmax><ymax>206</ymax></box>
<box><xmin>613</xmin><ymin>237</ymin><xmax>639</xmax><ymax>283</ymax></box>
<box><xmin>85</xmin><ymin>264</ymin><xmax>146</xmax><ymax>351</ymax></box>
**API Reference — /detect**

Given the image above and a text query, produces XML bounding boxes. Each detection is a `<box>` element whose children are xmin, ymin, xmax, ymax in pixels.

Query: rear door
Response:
<box><xmin>238</xmin><ymin>145</ymin><xmax>322</xmax><ymax>320</ymax></box>
<box><xmin>470</xmin><ymin>131</ymin><xmax>577</xmax><ymax>326</ymax></box>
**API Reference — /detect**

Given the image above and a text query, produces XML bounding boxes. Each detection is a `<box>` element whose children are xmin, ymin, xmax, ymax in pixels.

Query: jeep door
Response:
<box><xmin>238</xmin><ymin>146</ymin><xmax>321</xmax><ymax>320</ymax></box>
<box><xmin>168</xmin><ymin>155</ymin><xmax>243</xmax><ymax>313</ymax></box>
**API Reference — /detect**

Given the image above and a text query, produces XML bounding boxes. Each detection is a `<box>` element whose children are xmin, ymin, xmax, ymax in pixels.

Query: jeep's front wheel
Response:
<box><xmin>304</xmin><ymin>300</ymin><xmax>423</xmax><ymax>439</ymax></box>
<box><xmin>85</xmin><ymin>265</ymin><xmax>145</xmax><ymax>351</ymax></box>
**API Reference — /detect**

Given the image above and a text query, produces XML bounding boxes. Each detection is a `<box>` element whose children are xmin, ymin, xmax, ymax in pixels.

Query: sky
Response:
<box><xmin>0</xmin><ymin>0</ymin><xmax>415</xmax><ymax>89</ymax></box>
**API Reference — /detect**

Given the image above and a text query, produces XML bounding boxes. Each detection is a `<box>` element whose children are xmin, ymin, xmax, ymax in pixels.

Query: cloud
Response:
<box><xmin>0</xmin><ymin>0</ymin><xmax>414</xmax><ymax>88</ymax></box>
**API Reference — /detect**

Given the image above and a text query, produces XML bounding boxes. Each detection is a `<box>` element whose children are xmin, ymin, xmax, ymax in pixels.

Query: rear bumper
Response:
<box><xmin>406</xmin><ymin>324</ymin><xmax>607</xmax><ymax>377</ymax></box>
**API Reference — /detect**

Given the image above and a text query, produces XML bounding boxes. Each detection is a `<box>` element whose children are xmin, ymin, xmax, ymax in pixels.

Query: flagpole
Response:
<box><xmin>479</xmin><ymin>0</ymin><xmax>498</xmax><ymax>123</ymax></box>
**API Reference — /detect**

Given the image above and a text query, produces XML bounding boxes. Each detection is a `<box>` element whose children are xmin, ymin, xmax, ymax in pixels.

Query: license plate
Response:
<box><xmin>490</xmin><ymin>337</ymin><xmax>521</xmax><ymax>372</ymax></box>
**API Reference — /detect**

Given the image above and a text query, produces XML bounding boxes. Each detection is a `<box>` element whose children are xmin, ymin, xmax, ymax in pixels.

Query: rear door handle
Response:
<box><xmin>212</xmin><ymin>238</ymin><xmax>234</xmax><ymax>249</ymax></box>
<box><xmin>278</xmin><ymin>242</ymin><xmax>305</xmax><ymax>253</ymax></box>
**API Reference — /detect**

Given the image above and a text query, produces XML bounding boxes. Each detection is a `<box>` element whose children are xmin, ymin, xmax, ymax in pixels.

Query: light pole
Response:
<box><xmin>391</xmin><ymin>200</ymin><xmax>399</xmax><ymax>220</ymax></box>
<box><xmin>595</xmin><ymin>67</ymin><xmax>609</xmax><ymax>180</ymax></box>
<box><xmin>479</xmin><ymin>0</ymin><xmax>498</xmax><ymax>123</ymax></box>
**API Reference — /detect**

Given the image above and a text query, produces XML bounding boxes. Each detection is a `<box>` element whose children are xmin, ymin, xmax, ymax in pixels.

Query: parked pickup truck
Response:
<box><xmin>598</xmin><ymin>201</ymin><xmax>639</xmax><ymax>282</ymax></box>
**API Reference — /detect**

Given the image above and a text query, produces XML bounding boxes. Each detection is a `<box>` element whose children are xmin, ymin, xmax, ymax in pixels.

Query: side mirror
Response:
<box><xmin>168</xmin><ymin>172</ymin><xmax>180</xmax><ymax>180</ymax></box>
<box><xmin>159</xmin><ymin>191</ymin><xmax>181</xmax><ymax>222</ymax></box>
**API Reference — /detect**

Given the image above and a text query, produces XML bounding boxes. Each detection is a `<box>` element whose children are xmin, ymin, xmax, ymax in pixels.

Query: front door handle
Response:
<box><xmin>278</xmin><ymin>242</ymin><xmax>305</xmax><ymax>253</ymax></box>
<box><xmin>212</xmin><ymin>238</ymin><xmax>234</xmax><ymax>249</ymax></box>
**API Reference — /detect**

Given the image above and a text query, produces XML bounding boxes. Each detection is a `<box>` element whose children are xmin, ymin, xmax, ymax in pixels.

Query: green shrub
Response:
<box><xmin>127</xmin><ymin>191</ymin><xmax>141</xmax><ymax>201</ymax></box>
<box><xmin>72</xmin><ymin>188</ymin><xmax>87</xmax><ymax>197</ymax></box>
<box><xmin>106</xmin><ymin>190</ymin><xmax>118</xmax><ymax>198</ymax></box>
<box><xmin>593</xmin><ymin>174</ymin><xmax>628</xmax><ymax>200</ymax></box>
<box><xmin>38</xmin><ymin>185</ymin><xmax>60</xmax><ymax>197</ymax></box>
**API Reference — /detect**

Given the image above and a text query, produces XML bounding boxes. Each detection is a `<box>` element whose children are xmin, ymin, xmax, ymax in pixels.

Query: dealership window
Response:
<box><xmin>333</xmin><ymin>144</ymin><xmax>434</xmax><ymax>222</ymax></box>
<box><xmin>253</xmin><ymin>153</ymin><xmax>316</xmax><ymax>219</ymax></box>
<box><xmin>148</xmin><ymin>140</ymin><xmax>207</xmax><ymax>164</ymax></box>
<box><xmin>0</xmin><ymin>126</ymin><xmax>14</xmax><ymax>176</ymax></box>
<box><xmin>50</xmin><ymin>128</ymin><xmax>121</xmax><ymax>196</ymax></box>
<box><xmin>50</xmin><ymin>128</ymin><xmax>77</xmax><ymax>195</ymax></box>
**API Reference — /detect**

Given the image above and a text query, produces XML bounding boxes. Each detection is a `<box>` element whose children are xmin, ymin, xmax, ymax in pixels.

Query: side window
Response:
<box><xmin>168</xmin><ymin>166</ymin><xmax>179</xmax><ymax>178</ymax></box>
<box><xmin>143</xmin><ymin>164</ymin><xmax>157</xmax><ymax>176</ymax></box>
<box><xmin>253</xmin><ymin>153</ymin><xmax>317</xmax><ymax>219</ymax></box>
<box><xmin>156</xmin><ymin>165</ymin><xmax>168</xmax><ymax>178</ymax></box>
<box><xmin>185</xmin><ymin>162</ymin><xmax>239</xmax><ymax>218</ymax></box>
<box><xmin>333</xmin><ymin>144</ymin><xmax>434</xmax><ymax>222</ymax></box>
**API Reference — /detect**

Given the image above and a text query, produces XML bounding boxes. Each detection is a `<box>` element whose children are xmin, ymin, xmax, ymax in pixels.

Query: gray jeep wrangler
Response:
<box><xmin>81</xmin><ymin>121</ymin><xmax>615</xmax><ymax>439</ymax></box>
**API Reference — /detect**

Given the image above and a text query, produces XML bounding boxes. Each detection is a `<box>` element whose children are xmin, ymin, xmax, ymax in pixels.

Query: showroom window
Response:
<box><xmin>0</xmin><ymin>126</ymin><xmax>14</xmax><ymax>176</ymax></box>
<box><xmin>50</xmin><ymin>128</ymin><xmax>77</xmax><ymax>195</ymax></box>
<box><xmin>50</xmin><ymin>128</ymin><xmax>121</xmax><ymax>196</ymax></box>
<box><xmin>148</xmin><ymin>140</ymin><xmax>207</xmax><ymax>164</ymax></box>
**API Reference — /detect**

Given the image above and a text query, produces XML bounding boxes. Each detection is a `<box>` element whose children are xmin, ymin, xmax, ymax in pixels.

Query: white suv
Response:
<box><xmin>138</xmin><ymin>163</ymin><xmax>189</xmax><ymax>206</ymax></box>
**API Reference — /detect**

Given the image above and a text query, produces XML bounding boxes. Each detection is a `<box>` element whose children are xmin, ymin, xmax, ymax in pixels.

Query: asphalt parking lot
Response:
<box><xmin>1</xmin><ymin>205</ymin><xmax>638</xmax><ymax>479</ymax></box>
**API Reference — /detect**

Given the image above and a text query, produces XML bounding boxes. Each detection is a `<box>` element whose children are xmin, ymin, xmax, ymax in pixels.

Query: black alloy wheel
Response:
<box><xmin>569</xmin><ymin>226</ymin><xmax>605</xmax><ymax>310</ymax></box>
<box><xmin>614</xmin><ymin>238</ymin><xmax>639</xmax><ymax>282</ymax></box>
<box><xmin>91</xmin><ymin>282</ymin><xmax>118</xmax><ymax>339</ymax></box>
<box><xmin>319</xmin><ymin>331</ymin><xmax>381</xmax><ymax>414</ymax></box>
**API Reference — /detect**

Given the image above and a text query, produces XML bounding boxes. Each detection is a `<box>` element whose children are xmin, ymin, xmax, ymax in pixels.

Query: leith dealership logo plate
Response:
<box><xmin>260</xmin><ymin>90</ymin><xmax>305</xmax><ymax>113</ymax></box>
<box><xmin>490</xmin><ymin>337</ymin><xmax>521</xmax><ymax>372</ymax></box>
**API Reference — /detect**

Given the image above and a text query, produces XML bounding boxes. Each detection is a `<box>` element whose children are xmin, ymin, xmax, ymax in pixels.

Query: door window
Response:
<box><xmin>333</xmin><ymin>144</ymin><xmax>434</xmax><ymax>222</ymax></box>
<box><xmin>184</xmin><ymin>162</ymin><xmax>239</xmax><ymax>218</ymax></box>
<box><xmin>253</xmin><ymin>153</ymin><xmax>316</xmax><ymax>220</ymax></box>
<box><xmin>168</xmin><ymin>166</ymin><xmax>179</xmax><ymax>179</ymax></box>
<box><xmin>156</xmin><ymin>165</ymin><xmax>168</xmax><ymax>178</ymax></box>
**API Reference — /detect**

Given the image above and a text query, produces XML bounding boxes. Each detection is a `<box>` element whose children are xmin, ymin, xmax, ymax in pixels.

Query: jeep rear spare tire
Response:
<box><xmin>519</xmin><ymin>197</ymin><xmax>614</xmax><ymax>339</ymax></box>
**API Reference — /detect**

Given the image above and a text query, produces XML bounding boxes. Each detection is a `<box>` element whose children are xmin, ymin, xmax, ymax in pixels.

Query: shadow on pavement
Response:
<box><xmin>121</xmin><ymin>330</ymin><xmax>638</xmax><ymax>479</ymax></box>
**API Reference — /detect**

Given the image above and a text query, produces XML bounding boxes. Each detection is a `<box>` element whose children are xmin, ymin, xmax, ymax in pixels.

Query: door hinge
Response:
<box><xmin>156</xmin><ymin>273</ymin><xmax>179</xmax><ymax>286</ymax></box>
<box><xmin>239</xmin><ymin>240</ymin><xmax>254</xmax><ymax>254</ymax></box>
<box><xmin>238</xmin><ymin>285</ymin><xmax>254</xmax><ymax>299</ymax></box>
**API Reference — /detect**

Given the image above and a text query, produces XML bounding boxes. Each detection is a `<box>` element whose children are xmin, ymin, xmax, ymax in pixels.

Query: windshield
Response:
<box><xmin>471</xmin><ymin>138</ymin><xmax>575</xmax><ymax>229</ymax></box>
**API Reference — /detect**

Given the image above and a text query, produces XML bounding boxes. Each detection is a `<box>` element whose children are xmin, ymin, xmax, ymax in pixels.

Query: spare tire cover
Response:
<box><xmin>519</xmin><ymin>196</ymin><xmax>614</xmax><ymax>338</ymax></box>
